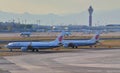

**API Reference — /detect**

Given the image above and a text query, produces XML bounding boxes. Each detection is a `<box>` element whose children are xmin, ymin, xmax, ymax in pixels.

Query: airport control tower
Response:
<box><xmin>88</xmin><ymin>6</ymin><xmax>93</xmax><ymax>27</ymax></box>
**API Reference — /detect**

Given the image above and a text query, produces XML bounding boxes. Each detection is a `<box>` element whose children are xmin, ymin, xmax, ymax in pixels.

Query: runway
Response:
<box><xmin>1</xmin><ymin>48</ymin><xmax>120</xmax><ymax>73</ymax></box>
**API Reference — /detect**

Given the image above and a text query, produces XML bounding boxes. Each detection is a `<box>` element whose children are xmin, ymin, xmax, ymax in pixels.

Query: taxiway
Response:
<box><xmin>1</xmin><ymin>48</ymin><xmax>120</xmax><ymax>73</ymax></box>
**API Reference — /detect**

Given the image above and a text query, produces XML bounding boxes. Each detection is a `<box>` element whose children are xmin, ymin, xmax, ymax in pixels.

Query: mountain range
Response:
<box><xmin>0</xmin><ymin>9</ymin><xmax>120</xmax><ymax>26</ymax></box>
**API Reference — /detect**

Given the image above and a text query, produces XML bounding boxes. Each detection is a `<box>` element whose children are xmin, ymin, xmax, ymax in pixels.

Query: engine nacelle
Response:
<box><xmin>68</xmin><ymin>43</ymin><xmax>75</xmax><ymax>48</ymax></box>
<box><xmin>58</xmin><ymin>43</ymin><xmax>63</xmax><ymax>46</ymax></box>
<box><xmin>64</xmin><ymin>43</ymin><xmax>77</xmax><ymax>48</ymax></box>
<box><xmin>21</xmin><ymin>47</ymin><xmax>28</xmax><ymax>51</ymax></box>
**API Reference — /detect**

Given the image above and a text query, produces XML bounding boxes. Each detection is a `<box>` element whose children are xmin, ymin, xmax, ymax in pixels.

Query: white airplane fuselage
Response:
<box><xmin>7</xmin><ymin>41</ymin><xmax>59</xmax><ymax>49</ymax></box>
<box><xmin>63</xmin><ymin>39</ymin><xmax>97</xmax><ymax>48</ymax></box>
<box><xmin>6</xmin><ymin>31</ymin><xmax>66</xmax><ymax>52</ymax></box>
<box><xmin>62</xmin><ymin>32</ymin><xmax>100</xmax><ymax>48</ymax></box>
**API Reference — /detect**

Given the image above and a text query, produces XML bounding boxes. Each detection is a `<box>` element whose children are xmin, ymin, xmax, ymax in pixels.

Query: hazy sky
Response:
<box><xmin>0</xmin><ymin>0</ymin><xmax>120</xmax><ymax>14</ymax></box>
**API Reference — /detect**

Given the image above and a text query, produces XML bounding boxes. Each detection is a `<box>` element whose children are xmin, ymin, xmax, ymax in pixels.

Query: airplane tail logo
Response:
<box><xmin>55</xmin><ymin>31</ymin><xmax>66</xmax><ymax>43</ymax></box>
<box><xmin>95</xmin><ymin>34</ymin><xmax>99</xmax><ymax>40</ymax></box>
<box><xmin>58</xmin><ymin>36</ymin><xmax>63</xmax><ymax>42</ymax></box>
<box><xmin>91</xmin><ymin>32</ymin><xmax>100</xmax><ymax>41</ymax></box>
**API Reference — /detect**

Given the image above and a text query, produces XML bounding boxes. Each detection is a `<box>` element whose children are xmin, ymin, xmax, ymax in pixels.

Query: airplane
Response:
<box><xmin>62</xmin><ymin>32</ymin><xmax>100</xmax><ymax>48</ymax></box>
<box><xmin>6</xmin><ymin>31</ymin><xmax>66</xmax><ymax>52</ymax></box>
<box><xmin>20</xmin><ymin>32</ymin><xmax>31</xmax><ymax>37</ymax></box>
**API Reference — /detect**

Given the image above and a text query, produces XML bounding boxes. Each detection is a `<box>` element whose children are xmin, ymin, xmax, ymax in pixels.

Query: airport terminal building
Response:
<box><xmin>0</xmin><ymin>21</ymin><xmax>120</xmax><ymax>33</ymax></box>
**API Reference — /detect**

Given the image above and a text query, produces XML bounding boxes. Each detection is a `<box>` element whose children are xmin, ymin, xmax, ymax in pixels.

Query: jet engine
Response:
<box><xmin>63</xmin><ymin>43</ymin><xmax>75</xmax><ymax>48</ymax></box>
<box><xmin>58</xmin><ymin>43</ymin><xmax>63</xmax><ymax>46</ymax></box>
<box><xmin>68</xmin><ymin>43</ymin><xmax>75</xmax><ymax>48</ymax></box>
